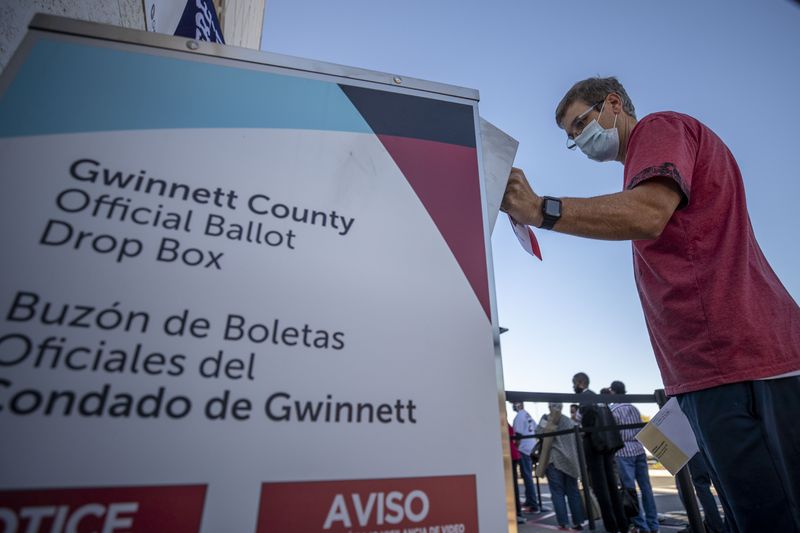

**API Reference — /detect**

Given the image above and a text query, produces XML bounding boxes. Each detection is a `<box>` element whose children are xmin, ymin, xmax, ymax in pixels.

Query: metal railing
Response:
<box><xmin>506</xmin><ymin>389</ymin><xmax>705</xmax><ymax>532</ymax></box>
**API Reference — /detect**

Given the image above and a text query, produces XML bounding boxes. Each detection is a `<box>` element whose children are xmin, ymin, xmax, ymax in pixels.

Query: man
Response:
<box><xmin>501</xmin><ymin>76</ymin><xmax>800</xmax><ymax>532</ymax></box>
<box><xmin>573</xmin><ymin>372</ymin><xmax>627</xmax><ymax>533</ymax></box>
<box><xmin>608</xmin><ymin>380</ymin><xmax>658</xmax><ymax>533</ymax></box>
<box><xmin>512</xmin><ymin>401</ymin><xmax>539</xmax><ymax>512</ymax></box>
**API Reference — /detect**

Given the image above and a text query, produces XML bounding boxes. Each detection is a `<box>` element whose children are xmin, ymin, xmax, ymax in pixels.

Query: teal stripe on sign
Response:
<box><xmin>0</xmin><ymin>39</ymin><xmax>373</xmax><ymax>137</ymax></box>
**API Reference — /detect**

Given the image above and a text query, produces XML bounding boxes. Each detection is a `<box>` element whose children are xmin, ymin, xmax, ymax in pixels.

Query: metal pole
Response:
<box><xmin>573</xmin><ymin>425</ymin><xmax>595</xmax><ymax>531</ymax></box>
<box><xmin>654</xmin><ymin>389</ymin><xmax>705</xmax><ymax>532</ymax></box>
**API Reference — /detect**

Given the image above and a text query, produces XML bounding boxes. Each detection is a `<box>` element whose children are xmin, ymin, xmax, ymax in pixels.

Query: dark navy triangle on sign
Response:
<box><xmin>339</xmin><ymin>85</ymin><xmax>476</xmax><ymax>147</ymax></box>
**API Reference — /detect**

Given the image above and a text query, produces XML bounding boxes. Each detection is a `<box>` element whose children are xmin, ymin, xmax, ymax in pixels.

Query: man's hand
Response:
<box><xmin>501</xmin><ymin>167</ymin><xmax>543</xmax><ymax>227</ymax></box>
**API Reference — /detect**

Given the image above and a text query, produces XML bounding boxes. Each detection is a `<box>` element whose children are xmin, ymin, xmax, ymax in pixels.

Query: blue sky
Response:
<box><xmin>261</xmin><ymin>1</ymin><xmax>800</xmax><ymax>418</ymax></box>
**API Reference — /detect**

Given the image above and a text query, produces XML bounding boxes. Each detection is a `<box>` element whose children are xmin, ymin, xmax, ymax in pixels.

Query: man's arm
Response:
<box><xmin>501</xmin><ymin>168</ymin><xmax>683</xmax><ymax>241</ymax></box>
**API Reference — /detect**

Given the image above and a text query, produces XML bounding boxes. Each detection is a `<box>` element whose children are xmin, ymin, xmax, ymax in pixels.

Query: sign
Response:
<box><xmin>636</xmin><ymin>397</ymin><xmax>700</xmax><ymax>475</ymax></box>
<box><xmin>0</xmin><ymin>485</ymin><xmax>206</xmax><ymax>533</ymax></box>
<box><xmin>256</xmin><ymin>476</ymin><xmax>477</xmax><ymax>532</ymax></box>
<box><xmin>0</xmin><ymin>16</ymin><xmax>509</xmax><ymax>532</ymax></box>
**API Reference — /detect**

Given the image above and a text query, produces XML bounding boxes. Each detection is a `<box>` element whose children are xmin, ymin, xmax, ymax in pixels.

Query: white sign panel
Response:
<box><xmin>0</xmin><ymin>20</ymin><xmax>508</xmax><ymax>533</ymax></box>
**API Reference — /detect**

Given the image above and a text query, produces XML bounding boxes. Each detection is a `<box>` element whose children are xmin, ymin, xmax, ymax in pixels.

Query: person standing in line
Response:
<box><xmin>512</xmin><ymin>401</ymin><xmax>539</xmax><ymax>512</ymax></box>
<box><xmin>608</xmin><ymin>380</ymin><xmax>658</xmax><ymax>533</ymax></box>
<box><xmin>501</xmin><ymin>75</ymin><xmax>800</xmax><ymax>531</ymax></box>
<box><xmin>570</xmin><ymin>404</ymin><xmax>579</xmax><ymax>423</ymax></box>
<box><xmin>573</xmin><ymin>372</ymin><xmax>628</xmax><ymax>533</ymax></box>
<box><xmin>508</xmin><ymin>422</ymin><xmax>527</xmax><ymax>525</ymax></box>
<box><xmin>536</xmin><ymin>402</ymin><xmax>585</xmax><ymax>531</ymax></box>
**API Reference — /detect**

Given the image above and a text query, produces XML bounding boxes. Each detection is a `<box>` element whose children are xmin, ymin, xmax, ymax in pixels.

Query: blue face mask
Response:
<box><xmin>574</xmin><ymin>101</ymin><xmax>619</xmax><ymax>162</ymax></box>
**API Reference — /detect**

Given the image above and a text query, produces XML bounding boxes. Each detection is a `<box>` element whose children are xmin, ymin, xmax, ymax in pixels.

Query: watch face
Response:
<box><xmin>544</xmin><ymin>198</ymin><xmax>561</xmax><ymax>217</ymax></box>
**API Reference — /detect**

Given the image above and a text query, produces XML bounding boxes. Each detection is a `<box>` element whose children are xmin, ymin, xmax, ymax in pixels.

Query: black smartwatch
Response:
<box><xmin>540</xmin><ymin>196</ymin><xmax>562</xmax><ymax>230</ymax></box>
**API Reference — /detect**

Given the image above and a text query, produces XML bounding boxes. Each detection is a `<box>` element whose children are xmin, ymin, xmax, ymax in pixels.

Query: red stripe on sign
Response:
<box><xmin>0</xmin><ymin>484</ymin><xmax>206</xmax><ymax>533</ymax></box>
<box><xmin>256</xmin><ymin>475</ymin><xmax>478</xmax><ymax>532</ymax></box>
<box><xmin>376</xmin><ymin>134</ymin><xmax>490</xmax><ymax>320</ymax></box>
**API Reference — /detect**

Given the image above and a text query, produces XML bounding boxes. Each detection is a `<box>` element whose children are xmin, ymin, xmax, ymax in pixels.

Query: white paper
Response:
<box><xmin>479</xmin><ymin>117</ymin><xmax>518</xmax><ymax>233</ymax></box>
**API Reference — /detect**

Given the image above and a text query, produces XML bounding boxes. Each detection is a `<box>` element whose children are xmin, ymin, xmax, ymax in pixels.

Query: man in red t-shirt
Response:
<box><xmin>501</xmin><ymin>76</ymin><xmax>800</xmax><ymax>532</ymax></box>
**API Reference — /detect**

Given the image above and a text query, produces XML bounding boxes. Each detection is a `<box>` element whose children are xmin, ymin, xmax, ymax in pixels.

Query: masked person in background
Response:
<box><xmin>512</xmin><ymin>401</ymin><xmax>539</xmax><ymax>512</ymax></box>
<box><xmin>573</xmin><ymin>373</ymin><xmax>627</xmax><ymax>533</ymax></box>
<box><xmin>501</xmin><ymin>76</ymin><xmax>800</xmax><ymax>532</ymax></box>
<box><xmin>536</xmin><ymin>402</ymin><xmax>585</xmax><ymax>531</ymax></box>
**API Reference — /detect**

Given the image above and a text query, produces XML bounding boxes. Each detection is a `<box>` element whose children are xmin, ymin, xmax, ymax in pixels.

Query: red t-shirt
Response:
<box><xmin>623</xmin><ymin>112</ymin><xmax>800</xmax><ymax>395</ymax></box>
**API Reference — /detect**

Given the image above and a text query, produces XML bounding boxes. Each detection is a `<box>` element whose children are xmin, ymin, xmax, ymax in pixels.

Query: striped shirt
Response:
<box><xmin>610</xmin><ymin>403</ymin><xmax>646</xmax><ymax>458</ymax></box>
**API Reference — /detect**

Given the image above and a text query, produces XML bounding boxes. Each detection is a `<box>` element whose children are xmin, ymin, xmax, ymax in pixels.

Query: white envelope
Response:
<box><xmin>479</xmin><ymin>117</ymin><xmax>518</xmax><ymax>233</ymax></box>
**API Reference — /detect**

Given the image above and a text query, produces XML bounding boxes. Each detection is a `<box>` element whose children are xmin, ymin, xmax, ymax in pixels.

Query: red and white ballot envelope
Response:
<box><xmin>509</xmin><ymin>215</ymin><xmax>542</xmax><ymax>260</ymax></box>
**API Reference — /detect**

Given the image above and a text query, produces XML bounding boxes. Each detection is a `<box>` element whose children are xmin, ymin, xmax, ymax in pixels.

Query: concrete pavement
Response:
<box><xmin>515</xmin><ymin>469</ymin><xmax>721</xmax><ymax>532</ymax></box>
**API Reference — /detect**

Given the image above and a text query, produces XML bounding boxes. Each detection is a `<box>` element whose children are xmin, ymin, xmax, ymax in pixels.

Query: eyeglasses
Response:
<box><xmin>566</xmin><ymin>102</ymin><xmax>599</xmax><ymax>150</ymax></box>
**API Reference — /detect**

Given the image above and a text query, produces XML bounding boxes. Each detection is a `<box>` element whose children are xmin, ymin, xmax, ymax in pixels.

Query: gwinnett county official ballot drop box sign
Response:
<box><xmin>0</xmin><ymin>15</ymin><xmax>510</xmax><ymax>533</ymax></box>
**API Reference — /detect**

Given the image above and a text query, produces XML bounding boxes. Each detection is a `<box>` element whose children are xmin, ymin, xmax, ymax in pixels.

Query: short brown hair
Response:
<box><xmin>555</xmin><ymin>76</ymin><xmax>636</xmax><ymax>127</ymax></box>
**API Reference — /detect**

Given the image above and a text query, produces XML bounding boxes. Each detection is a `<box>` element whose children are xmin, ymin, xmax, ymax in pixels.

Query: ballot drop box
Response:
<box><xmin>0</xmin><ymin>15</ymin><xmax>514</xmax><ymax>532</ymax></box>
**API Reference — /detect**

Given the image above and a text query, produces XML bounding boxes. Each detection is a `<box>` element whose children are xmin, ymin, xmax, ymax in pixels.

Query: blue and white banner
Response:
<box><xmin>144</xmin><ymin>0</ymin><xmax>224</xmax><ymax>43</ymax></box>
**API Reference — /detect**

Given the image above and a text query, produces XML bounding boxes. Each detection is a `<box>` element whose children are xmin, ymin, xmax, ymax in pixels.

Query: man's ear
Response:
<box><xmin>607</xmin><ymin>92</ymin><xmax>623</xmax><ymax>115</ymax></box>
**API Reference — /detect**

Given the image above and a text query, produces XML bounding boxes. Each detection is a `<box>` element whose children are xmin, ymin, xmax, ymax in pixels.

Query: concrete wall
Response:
<box><xmin>215</xmin><ymin>0</ymin><xmax>265</xmax><ymax>50</ymax></box>
<box><xmin>0</xmin><ymin>0</ymin><xmax>145</xmax><ymax>73</ymax></box>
